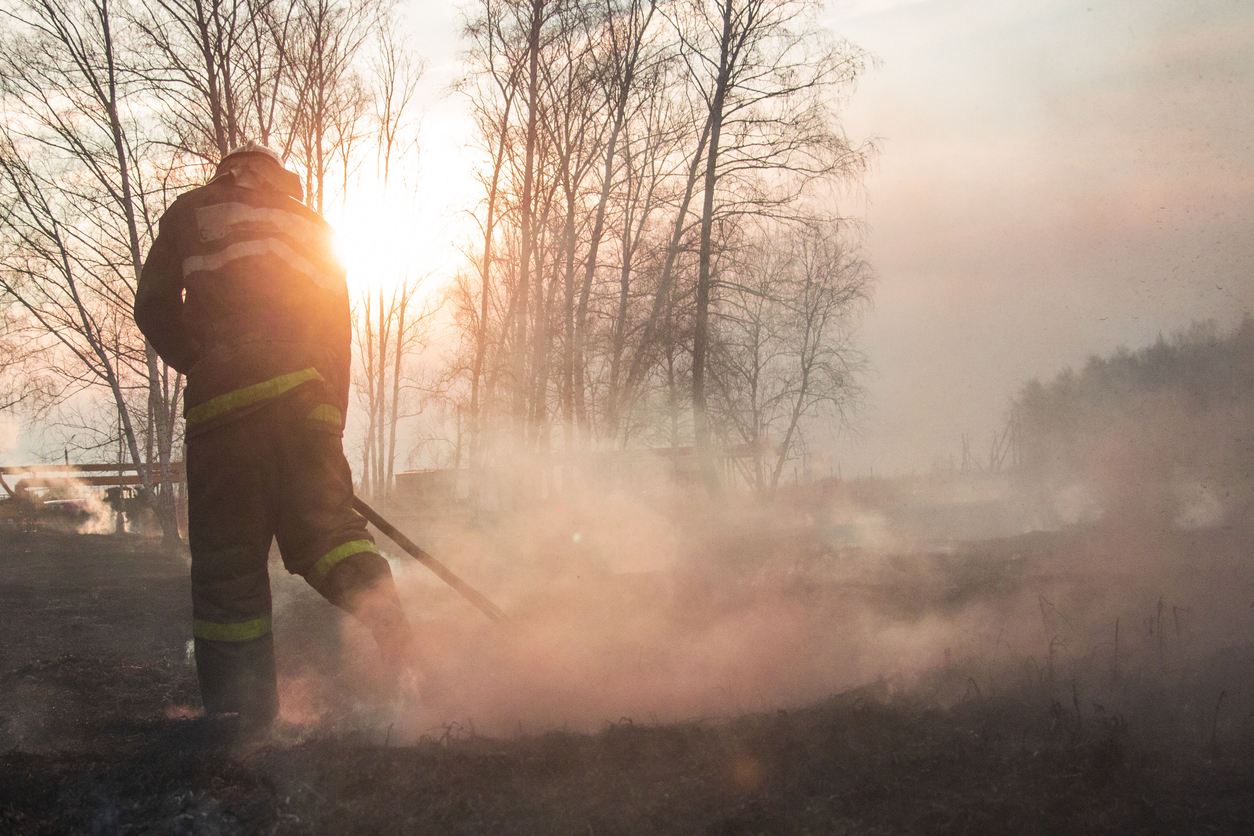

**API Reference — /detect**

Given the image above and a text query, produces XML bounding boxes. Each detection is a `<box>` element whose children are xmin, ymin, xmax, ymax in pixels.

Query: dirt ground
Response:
<box><xmin>2</xmin><ymin>525</ymin><xmax>1254</xmax><ymax>835</ymax></box>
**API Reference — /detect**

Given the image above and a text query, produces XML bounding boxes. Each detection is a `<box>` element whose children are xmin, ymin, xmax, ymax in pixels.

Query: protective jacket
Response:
<box><xmin>135</xmin><ymin>157</ymin><xmax>349</xmax><ymax>436</ymax></box>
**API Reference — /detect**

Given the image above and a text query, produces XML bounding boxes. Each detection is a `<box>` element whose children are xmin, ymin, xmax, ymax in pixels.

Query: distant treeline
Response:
<box><xmin>1014</xmin><ymin>317</ymin><xmax>1254</xmax><ymax>491</ymax></box>
<box><xmin>1018</xmin><ymin>318</ymin><xmax>1254</xmax><ymax>428</ymax></box>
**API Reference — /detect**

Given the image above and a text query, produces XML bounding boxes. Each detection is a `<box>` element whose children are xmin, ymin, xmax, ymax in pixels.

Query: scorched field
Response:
<box><xmin>2</xmin><ymin>519</ymin><xmax>1254</xmax><ymax>835</ymax></box>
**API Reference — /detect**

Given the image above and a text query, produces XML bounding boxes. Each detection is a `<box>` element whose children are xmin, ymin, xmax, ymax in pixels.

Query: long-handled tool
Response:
<box><xmin>353</xmin><ymin>496</ymin><xmax>508</xmax><ymax>623</ymax></box>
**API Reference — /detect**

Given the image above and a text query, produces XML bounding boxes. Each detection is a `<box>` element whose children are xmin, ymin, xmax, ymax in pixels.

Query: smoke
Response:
<box><xmin>265</xmin><ymin>474</ymin><xmax>1061</xmax><ymax>739</ymax></box>
<box><xmin>266</xmin><ymin>472</ymin><xmax>1254</xmax><ymax>745</ymax></box>
<box><xmin>347</xmin><ymin>569</ymin><xmax>976</xmax><ymax>738</ymax></box>
<box><xmin>76</xmin><ymin>487</ymin><xmax>118</xmax><ymax>535</ymax></box>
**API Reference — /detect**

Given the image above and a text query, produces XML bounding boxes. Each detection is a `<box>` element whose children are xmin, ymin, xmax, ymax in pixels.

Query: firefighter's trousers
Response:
<box><xmin>186</xmin><ymin>394</ymin><xmax>408</xmax><ymax>726</ymax></box>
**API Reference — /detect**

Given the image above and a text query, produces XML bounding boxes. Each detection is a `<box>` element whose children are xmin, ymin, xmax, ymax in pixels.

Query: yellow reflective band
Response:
<box><xmin>312</xmin><ymin>539</ymin><xmax>379</xmax><ymax>580</ymax></box>
<box><xmin>186</xmin><ymin>367</ymin><xmax>324</xmax><ymax>428</ymax></box>
<box><xmin>193</xmin><ymin>615</ymin><xmax>272</xmax><ymax>642</ymax></box>
<box><xmin>308</xmin><ymin>403</ymin><xmax>342</xmax><ymax>425</ymax></box>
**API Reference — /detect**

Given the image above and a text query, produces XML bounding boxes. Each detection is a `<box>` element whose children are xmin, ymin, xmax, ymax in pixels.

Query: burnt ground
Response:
<box><xmin>2</xmin><ymin>528</ymin><xmax>1254</xmax><ymax>835</ymax></box>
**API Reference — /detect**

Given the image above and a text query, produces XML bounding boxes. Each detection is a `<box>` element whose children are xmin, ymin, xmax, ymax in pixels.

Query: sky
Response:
<box><xmin>3</xmin><ymin>0</ymin><xmax>1251</xmax><ymax>474</ymax></box>
<box><xmin>822</xmin><ymin>0</ymin><xmax>1254</xmax><ymax>474</ymax></box>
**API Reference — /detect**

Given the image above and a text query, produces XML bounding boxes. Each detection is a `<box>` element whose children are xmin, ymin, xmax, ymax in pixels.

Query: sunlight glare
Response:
<box><xmin>327</xmin><ymin>180</ymin><xmax>425</xmax><ymax>297</ymax></box>
<box><xmin>324</xmin><ymin>122</ymin><xmax>478</xmax><ymax>305</ymax></box>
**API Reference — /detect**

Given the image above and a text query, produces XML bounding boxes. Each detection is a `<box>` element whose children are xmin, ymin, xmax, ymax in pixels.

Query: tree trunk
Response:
<box><xmin>692</xmin><ymin>1</ymin><xmax>735</xmax><ymax>497</ymax></box>
<box><xmin>513</xmin><ymin>0</ymin><xmax>545</xmax><ymax>436</ymax></box>
<box><xmin>387</xmin><ymin>287</ymin><xmax>406</xmax><ymax>496</ymax></box>
<box><xmin>616</xmin><ymin>116</ymin><xmax>710</xmax><ymax>434</ymax></box>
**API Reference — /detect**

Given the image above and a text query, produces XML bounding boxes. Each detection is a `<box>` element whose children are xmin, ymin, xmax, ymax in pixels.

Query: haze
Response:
<box><xmin>3</xmin><ymin>0</ymin><xmax>1250</xmax><ymax>478</ymax></box>
<box><xmin>829</xmin><ymin>0</ymin><xmax>1254</xmax><ymax>473</ymax></box>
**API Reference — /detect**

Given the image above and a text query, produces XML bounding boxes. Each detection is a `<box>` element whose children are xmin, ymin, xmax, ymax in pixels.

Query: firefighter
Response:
<box><xmin>134</xmin><ymin>141</ymin><xmax>415</xmax><ymax>735</ymax></box>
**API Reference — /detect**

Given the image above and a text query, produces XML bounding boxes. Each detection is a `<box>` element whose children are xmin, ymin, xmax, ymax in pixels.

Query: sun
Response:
<box><xmin>322</xmin><ymin>130</ymin><xmax>479</xmax><ymax>303</ymax></box>
<box><xmin>325</xmin><ymin>179</ymin><xmax>424</xmax><ymax>297</ymax></box>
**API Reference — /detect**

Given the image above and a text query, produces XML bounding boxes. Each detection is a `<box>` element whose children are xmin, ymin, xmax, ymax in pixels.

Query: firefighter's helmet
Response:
<box><xmin>220</xmin><ymin>141</ymin><xmax>286</xmax><ymax>170</ymax></box>
<box><xmin>213</xmin><ymin>140</ymin><xmax>303</xmax><ymax>201</ymax></box>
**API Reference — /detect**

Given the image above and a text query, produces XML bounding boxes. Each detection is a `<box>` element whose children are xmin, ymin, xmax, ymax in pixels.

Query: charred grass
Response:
<box><xmin>4</xmin><ymin>681</ymin><xmax>1251</xmax><ymax>835</ymax></box>
<box><xmin>2</xmin><ymin>528</ymin><xmax>1254</xmax><ymax>834</ymax></box>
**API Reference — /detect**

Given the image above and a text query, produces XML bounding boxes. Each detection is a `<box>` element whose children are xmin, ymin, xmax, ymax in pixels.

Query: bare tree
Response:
<box><xmin>456</xmin><ymin>0</ymin><xmax>525</xmax><ymax>473</ymax></box>
<box><xmin>712</xmin><ymin>218</ymin><xmax>869</xmax><ymax>493</ymax></box>
<box><xmin>664</xmin><ymin>0</ymin><xmax>870</xmax><ymax>492</ymax></box>
<box><xmin>458</xmin><ymin>0</ymin><xmax>579</xmax><ymax>476</ymax></box>
<box><xmin>127</xmin><ymin>0</ymin><xmax>295</xmax><ymax>160</ymax></box>
<box><xmin>370</xmin><ymin>28</ymin><xmax>422</xmax><ymax>184</ymax></box>
<box><xmin>602</xmin><ymin>38</ymin><xmax>704</xmax><ymax>443</ymax></box>
<box><xmin>450</xmin><ymin>0</ymin><xmax>873</xmax><ymax>500</ymax></box>
<box><xmin>0</xmin><ymin>0</ymin><xmax>183</xmax><ymax>540</ymax></box>
<box><xmin>353</xmin><ymin>277</ymin><xmax>438</xmax><ymax>499</ymax></box>
<box><xmin>571</xmin><ymin>0</ymin><xmax>659</xmax><ymax>442</ymax></box>
<box><xmin>288</xmin><ymin>0</ymin><xmax>382</xmax><ymax>213</ymax></box>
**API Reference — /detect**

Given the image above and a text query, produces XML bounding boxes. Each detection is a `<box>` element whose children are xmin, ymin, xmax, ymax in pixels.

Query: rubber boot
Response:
<box><xmin>194</xmin><ymin>633</ymin><xmax>280</xmax><ymax>739</ymax></box>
